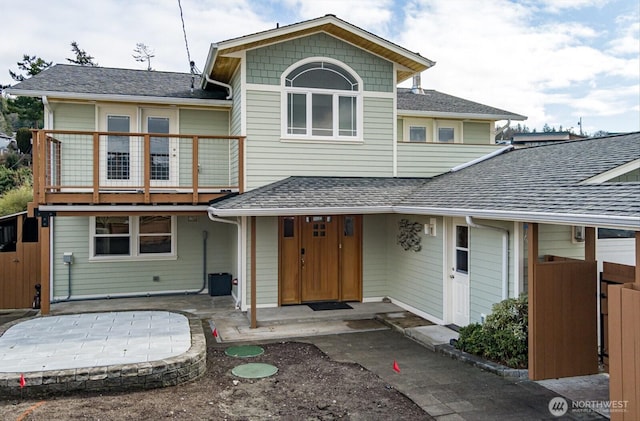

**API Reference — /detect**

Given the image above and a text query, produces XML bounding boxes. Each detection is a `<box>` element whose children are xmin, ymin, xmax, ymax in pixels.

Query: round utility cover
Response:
<box><xmin>231</xmin><ymin>363</ymin><xmax>278</xmax><ymax>379</ymax></box>
<box><xmin>225</xmin><ymin>345</ymin><xmax>264</xmax><ymax>358</ymax></box>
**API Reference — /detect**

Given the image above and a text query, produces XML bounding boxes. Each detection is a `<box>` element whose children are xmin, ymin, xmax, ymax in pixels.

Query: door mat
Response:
<box><xmin>308</xmin><ymin>302</ymin><xmax>353</xmax><ymax>311</ymax></box>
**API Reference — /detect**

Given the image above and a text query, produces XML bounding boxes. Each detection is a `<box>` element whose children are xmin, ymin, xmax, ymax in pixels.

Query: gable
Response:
<box><xmin>246</xmin><ymin>33</ymin><xmax>394</xmax><ymax>92</ymax></box>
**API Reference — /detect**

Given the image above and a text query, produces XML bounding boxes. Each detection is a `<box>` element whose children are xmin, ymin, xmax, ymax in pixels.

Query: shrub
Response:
<box><xmin>455</xmin><ymin>294</ymin><xmax>528</xmax><ymax>368</ymax></box>
<box><xmin>0</xmin><ymin>184</ymin><xmax>33</xmax><ymax>215</ymax></box>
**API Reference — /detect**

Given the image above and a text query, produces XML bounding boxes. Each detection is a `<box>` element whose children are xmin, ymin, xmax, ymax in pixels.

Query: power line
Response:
<box><xmin>177</xmin><ymin>0</ymin><xmax>192</xmax><ymax>69</ymax></box>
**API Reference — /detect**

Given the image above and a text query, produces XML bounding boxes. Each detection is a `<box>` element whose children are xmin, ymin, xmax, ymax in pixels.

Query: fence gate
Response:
<box><xmin>0</xmin><ymin>213</ymin><xmax>41</xmax><ymax>309</ymax></box>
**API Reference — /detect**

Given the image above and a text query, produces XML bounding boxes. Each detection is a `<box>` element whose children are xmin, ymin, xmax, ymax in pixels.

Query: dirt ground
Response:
<box><xmin>0</xmin><ymin>324</ymin><xmax>430</xmax><ymax>421</ymax></box>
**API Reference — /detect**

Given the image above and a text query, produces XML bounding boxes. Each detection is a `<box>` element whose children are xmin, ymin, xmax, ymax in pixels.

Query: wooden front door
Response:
<box><xmin>279</xmin><ymin>215</ymin><xmax>362</xmax><ymax>304</ymax></box>
<box><xmin>301</xmin><ymin>216</ymin><xmax>339</xmax><ymax>302</ymax></box>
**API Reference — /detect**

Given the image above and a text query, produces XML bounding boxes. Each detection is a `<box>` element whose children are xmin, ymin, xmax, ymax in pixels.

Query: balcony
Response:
<box><xmin>31</xmin><ymin>130</ymin><xmax>245</xmax><ymax>206</ymax></box>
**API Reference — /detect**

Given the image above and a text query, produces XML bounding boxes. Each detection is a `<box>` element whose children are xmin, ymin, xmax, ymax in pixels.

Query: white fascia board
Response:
<box><xmin>201</xmin><ymin>44</ymin><xmax>220</xmax><ymax>89</ymax></box>
<box><xmin>581</xmin><ymin>158</ymin><xmax>640</xmax><ymax>184</ymax></box>
<box><xmin>0</xmin><ymin>210</ymin><xmax>28</xmax><ymax>220</ymax></box>
<box><xmin>216</xmin><ymin>15</ymin><xmax>434</xmax><ymax>68</ymax></box>
<box><xmin>211</xmin><ymin>204</ymin><xmax>639</xmax><ymax>230</ymax></box>
<box><xmin>393</xmin><ymin>206</ymin><xmax>640</xmax><ymax>230</ymax></box>
<box><xmin>6</xmin><ymin>89</ymin><xmax>232</xmax><ymax>108</ymax></box>
<box><xmin>209</xmin><ymin>206</ymin><xmax>395</xmax><ymax>217</ymax></box>
<box><xmin>40</xmin><ymin>205</ymin><xmax>209</xmax><ymax>212</ymax></box>
<box><xmin>397</xmin><ymin>109</ymin><xmax>527</xmax><ymax>121</ymax></box>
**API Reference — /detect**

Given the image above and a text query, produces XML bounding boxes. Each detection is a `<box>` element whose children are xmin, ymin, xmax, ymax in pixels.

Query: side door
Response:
<box><xmin>98</xmin><ymin>105</ymin><xmax>139</xmax><ymax>188</ymax></box>
<box><xmin>141</xmin><ymin>108</ymin><xmax>178</xmax><ymax>187</ymax></box>
<box><xmin>449</xmin><ymin>220</ymin><xmax>470</xmax><ymax>326</ymax></box>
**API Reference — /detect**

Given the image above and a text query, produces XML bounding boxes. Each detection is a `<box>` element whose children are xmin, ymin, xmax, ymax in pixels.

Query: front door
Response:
<box><xmin>450</xmin><ymin>220</ymin><xmax>470</xmax><ymax>326</ymax></box>
<box><xmin>301</xmin><ymin>216</ymin><xmax>339</xmax><ymax>302</ymax></box>
<box><xmin>279</xmin><ymin>215</ymin><xmax>361</xmax><ymax>304</ymax></box>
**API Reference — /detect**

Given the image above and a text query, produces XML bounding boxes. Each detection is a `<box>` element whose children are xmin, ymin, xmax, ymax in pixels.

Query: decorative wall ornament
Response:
<box><xmin>397</xmin><ymin>218</ymin><xmax>422</xmax><ymax>252</ymax></box>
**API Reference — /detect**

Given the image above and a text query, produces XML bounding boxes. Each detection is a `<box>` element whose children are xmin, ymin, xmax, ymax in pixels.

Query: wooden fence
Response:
<box><xmin>0</xmin><ymin>213</ymin><xmax>41</xmax><ymax>309</ymax></box>
<box><xmin>608</xmin><ymin>264</ymin><xmax>639</xmax><ymax>421</ymax></box>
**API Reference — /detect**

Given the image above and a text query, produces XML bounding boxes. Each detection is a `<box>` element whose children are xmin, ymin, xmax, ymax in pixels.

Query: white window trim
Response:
<box><xmin>280</xmin><ymin>57</ymin><xmax>364</xmax><ymax>142</ymax></box>
<box><xmin>434</xmin><ymin>120</ymin><xmax>462</xmax><ymax>144</ymax></box>
<box><xmin>401</xmin><ymin>117</ymin><xmax>433</xmax><ymax>142</ymax></box>
<box><xmin>89</xmin><ymin>216</ymin><xmax>177</xmax><ymax>262</ymax></box>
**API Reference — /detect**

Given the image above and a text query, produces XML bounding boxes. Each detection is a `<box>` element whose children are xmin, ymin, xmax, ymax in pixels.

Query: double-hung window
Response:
<box><xmin>91</xmin><ymin>216</ymin><xmax>175</xmax><ymax>260</ymax></box>
<box><xmin>284</xmin><ymin>60</ymin><xmax>361</xmax><ymax>140</ymax></box>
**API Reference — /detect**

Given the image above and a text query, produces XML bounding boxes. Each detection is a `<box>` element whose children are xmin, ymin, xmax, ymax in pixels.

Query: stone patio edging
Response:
<box><xmin>0</xmin><ymin>311</ymin><xmax>206</xmax><ymax>397</ymax></box>
<box><xmin>435</xmin><ymin>343</ymin><xmax>529</xmax><ymax>379</ymax></box>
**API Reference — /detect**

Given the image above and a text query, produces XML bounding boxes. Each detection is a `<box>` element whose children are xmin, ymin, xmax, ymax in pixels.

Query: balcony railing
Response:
<box><xmin>32</xmin><ymin>130</ymin><xmax>245</xmax><ymax>205</ymax></box>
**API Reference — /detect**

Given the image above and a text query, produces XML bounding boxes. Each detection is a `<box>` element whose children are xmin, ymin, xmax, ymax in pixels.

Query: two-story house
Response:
<box><xmin>8</xmin><ymin>15</ymin><xmax>640</xmax><ymax>387</ymax></box>
<box><xmin>8</xmin><ymin>15</ymin><xmax>527</xmax><ymax>316</ymax></box>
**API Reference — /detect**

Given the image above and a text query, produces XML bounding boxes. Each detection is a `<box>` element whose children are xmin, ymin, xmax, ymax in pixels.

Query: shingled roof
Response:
<box><xmin>6</xmin><ymin>64</ymin><xmax>228</xmax><ymax>101</ymax></box>
<box><xmin>209</xmin><ymin>132</ymin><xmax>640</xmax><ymax>228</ymax></box>
<box><xmin>397</xmin><ymin>88</ymin><xmax>526</xmax><ymax>120</ymax></box>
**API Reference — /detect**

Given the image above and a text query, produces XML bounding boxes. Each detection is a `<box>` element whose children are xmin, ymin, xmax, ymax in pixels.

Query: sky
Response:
<box><xmin>2</xmin><ymin>0</ymin><xmax>638</xmax><ymax>134</ymax></box>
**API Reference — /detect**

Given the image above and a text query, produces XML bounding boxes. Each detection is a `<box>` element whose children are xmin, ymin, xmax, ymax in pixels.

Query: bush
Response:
<box><xmin>0</xmin><ymin>184</ymin><xmax>33</xmax><ymax>215</ymax></box>
<box><xmin>455</xmin><ymin>295</ymin><xmax>528</xmax><ymax>368</ymax></box>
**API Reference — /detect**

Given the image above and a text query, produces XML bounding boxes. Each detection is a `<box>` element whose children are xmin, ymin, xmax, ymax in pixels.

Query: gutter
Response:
<box><xmin>5</xmin><ymin>89</ymin><xmax>232</xmax><ymax>108</ymax></box>
<box><xmin>204</xmin><ymin>74</ymin><xmax>233</xmax><ymax>100</ymax></box>
<box><xmin>466</xmin><ymin>216</ymin><xmax>509</xmax><ymax>300</ymax></box>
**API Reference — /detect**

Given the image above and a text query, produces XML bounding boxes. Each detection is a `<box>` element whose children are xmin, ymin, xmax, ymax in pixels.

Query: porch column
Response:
<box><xmin>39</xmin><ymin>217</ymin><xmax>51</xmax><ymax>315</ymax></box>
<box><xmin>585</xmin><ymin>226</ymin><xmax>596</xmax><ymax>261</ymax></box>
<box><xmin>250</xmin><ymin>216</ymin><xmax>257</xmax><ymax>328</ymax></box>
<box><xmin>636</xmin><ymin>231</ymin><xmax>640</xmax><ymax>284</ymax></box>
<box><xmin>527</xmin><ymin>222</ymin><xmax>538</xmax><ymax>379</ymax></box>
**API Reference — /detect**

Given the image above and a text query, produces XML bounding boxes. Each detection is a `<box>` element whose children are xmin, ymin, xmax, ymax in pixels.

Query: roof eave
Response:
<box><xmin>219</xmin><ymin>15</ymin><xmax>433</xmax><ymax>66</ymax></box>
<box><xmin>397</xmin><ymin>109</ymin><xmax>527</xmax><ymax>121</ymax></box>
<box><xmin>209</xmin><ymin>203</ymin><xmax>639</xmax><ymax>230</ymax></box>
<box><xmin>5</xmin><ymin>89</ymin><xmax>232</xmax><ymax>108</ymax></box>
<box><xmin>201</xmin><ymin>44</ymin><xmax>220</xmax><ymax>89</ymax></box>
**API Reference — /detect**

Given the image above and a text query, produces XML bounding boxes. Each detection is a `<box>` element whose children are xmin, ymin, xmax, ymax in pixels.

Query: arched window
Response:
<box><xmin>283</xmin><ymin>60</ymin><xmax>361</xmax><ymax>139</ymax></box>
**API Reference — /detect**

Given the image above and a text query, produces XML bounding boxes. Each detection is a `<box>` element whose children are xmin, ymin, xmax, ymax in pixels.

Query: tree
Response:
<box><xmin>8</xmin><ymin>54</ymin><xmax>52</xmax><ymax>82</ymax></box>
<box><xmin>15</xmin><ymin>127</ymin><xmax>32</xmax><ymax>154</ymax></box>
<box><xmin>133</xmin><ymin>43</ymin><xmax>155</xmax><ymax>71</ymax></box>
<box><xmin>66</xmin><ymin>41</ymin><xmax>98</xmax><ymax>66</ymax></box>
<box><xmin>4</xmin><ymin>54</ymin><xmax>52</xmax><ymax>129</ymax></box>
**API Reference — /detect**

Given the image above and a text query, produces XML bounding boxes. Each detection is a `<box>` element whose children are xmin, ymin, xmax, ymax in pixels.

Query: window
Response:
<box><xmin>107</xmin><ymin>115</ymin><xmax>131</xmax><ymax>180</ymax></box>
<box><xmin>0</xmin><ymin>218</ymin><xmax>17</xmax><ymax>252</ymax></box>
<box><xmin>455</xmin><ymin>226</ymin><xmax>469</xmax><ymax>274</ymax></box>
<box><xmin>283</xmin><ymin>59</ymin><xmax>361</xmax><ymax>140</ymax></box>
<box><xmin>91</xmin><ymin>216</ymin><xmax>175</xmax><ymax>259</ymax></box>
<box><xmin>438</xmin><ymin>127</ymin><xmax>455</xmax><ymax>143</ymax></box>
<box><xmin>409</xmin><ymin>126</ymin><xmax>427</xmax><ymax>142</ymax></box>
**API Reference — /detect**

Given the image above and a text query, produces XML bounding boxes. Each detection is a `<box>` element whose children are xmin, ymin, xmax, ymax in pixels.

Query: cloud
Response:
<box><xmin>396</xmin><ymin>0</ymin><xmax>638</xmax><ymax>131</ymax></box>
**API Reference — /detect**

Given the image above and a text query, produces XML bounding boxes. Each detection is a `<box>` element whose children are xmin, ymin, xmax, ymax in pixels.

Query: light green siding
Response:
<box><xmin>246</xmin><ymin>33</ymin><xmax>393</xmax><ymax>92</ymax></box>
<box><xmin>230</xmin><ymin>66</ymin><xmax>242</xmax><ymax>136</ymax></box>
<box><xmin>245</xmin><ymin>217</ymin><xmax>278</xmax><ymax>305</ymax></box>
<box><xmin>386</xmin><ymin>214</ymin><xmax>444</xmax><ymax>319</ymax></box>
<box><xmin>52</xmin><ymin>216</ymin><xmax>233</xmax><ymax>297</ymax></box>
<box><xmin>53</xmin><ymin>103</ymin><xmax>95</xmax><ymax>130</ymax></box>
<box><xmin>608</xmin><ymin>168</ymin><xmax>640</xmax><ymax>182</ymax></box>
<box><xmin>245</xmin><ymin>92</ymin><xmax>394</xmax><ymax>188</ymax></box>
<box><xmin>468</xmin><ymin>220</ymin><xmax>515</xmax><ymax>324</ymax></box>
<box><xmin>537</xmin><ymin>223</ymin><xmax>585</xmax><ymax>259</ymax></box>
<box><xmin>179</xmin><ymin>109</ymin><xmax>232</xmax><ymax>187</ymax></box>
<box><xmin>463</xmin><ymin>122</ymin><xmax>491</xmax><ymax>144</ymax></box>
<box><xmin>53</xmin><ymin>103</ymin><xmax>95</xmax><ymax>186</ymax></box>
<box><xmin>397</xmin><ymin>144</ymin><xmax>502</xmax><ymax>177</ymax></box>
<box><xmin>363</xmin><ymin>214</ymin><xmax>390</xmax><ymax>298</ymax></box>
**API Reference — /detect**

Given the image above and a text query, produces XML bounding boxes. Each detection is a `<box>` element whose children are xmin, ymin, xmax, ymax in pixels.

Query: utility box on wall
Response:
<box><xmin>208</xmin><ymin>273</ymin><xmax>232</xmax><ymax>296</ymax></box>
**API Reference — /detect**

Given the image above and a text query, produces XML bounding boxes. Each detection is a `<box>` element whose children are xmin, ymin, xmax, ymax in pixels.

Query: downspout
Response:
<box><xmin>494</xmin><ymin>119</ymin><xmax>511</xmax><ymax>140</ymax></box>
<box><xmin>199</xmin><ymin>230</ymin><xmax>208</xmax><ymax>294</ymax></box>
<box><xmin>465</xmin><ymin>216</ymin><xmax>509</xmax><ymax>300</ymax></box>
<box><xmin>204</xmin><ymin>74</ymin><xmax>233</xmax><ymax>100</ymax></box>
<box><xmin>207</xmin><ymin>209</ymin><xmax>242</xmax><ymax>308</ymax></box>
